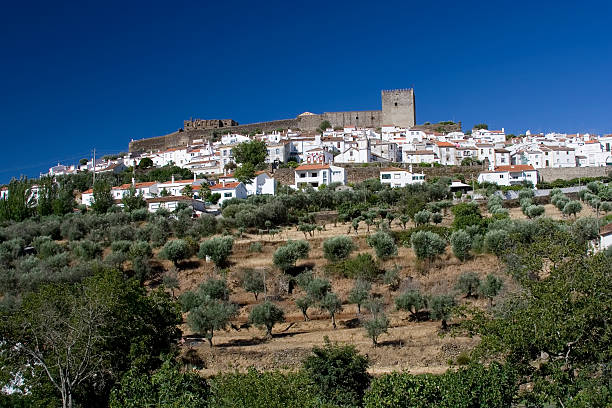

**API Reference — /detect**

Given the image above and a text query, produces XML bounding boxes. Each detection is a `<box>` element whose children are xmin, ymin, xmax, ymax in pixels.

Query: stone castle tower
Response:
<box><xmin>381</xmin><ymin>89</ymin><xmax>416</xmax><ymax>128</ymax></box>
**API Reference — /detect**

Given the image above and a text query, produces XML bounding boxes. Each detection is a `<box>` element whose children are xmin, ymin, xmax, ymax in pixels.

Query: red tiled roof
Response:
<box><xmin>295</xmin><ymin>164</ymin><xmax>330</xmax><ymax>170</ymax></box>
<box><xmin>494</xmin><ymin>165</ymin><xmax>535</xmax><ymax>172</ymax></box>
<box><xmin>210</xmin><ymin>182</ymin><xmax>241</xmax><ymax>190</ymax></box>
<box><xmin>600</xmin><ymin>223</ymin><xmax>612</xmax><ymax>237</ymax></box>
<box><xmin>436</xmin><ymin>141</ymin><xmax>455</xmax><ymax>147</ymax></box>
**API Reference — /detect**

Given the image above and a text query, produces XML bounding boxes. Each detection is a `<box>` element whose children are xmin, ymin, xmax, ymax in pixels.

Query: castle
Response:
<box><xmin>129</xmin><ymin>89</ymin><xmax>416</xmax><ymax>153</ymax></box>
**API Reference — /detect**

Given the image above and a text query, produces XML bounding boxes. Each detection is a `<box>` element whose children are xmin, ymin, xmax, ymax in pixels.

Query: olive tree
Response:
<box><xmin>198</xmin><ymin>236</ymin><xmax>234</xmax><ymax>268</ymax></box>
<box><xmin>366</xmin><ymin>231</ymin><xmax>397</xmax><ymax>260</ymax></box>
<box><xmin>413</xmin><ymin>210</ymin><xmax>431</xmax><ymax>226</ymax></box>
<box><xmin>363</xmin><ymin>313</ymin><xmax>389</xmax><ymax>347</ymax></box>
<box><xmin>411</xmin><ymin>231</ymin><xmax>446</xmax><ymax>263</ymax></box>
<box><xmin>322</xmin><ymin>235</ymin><xmax>356</xmax><ymax>262</ymax></box>
<box><xmin>320</xmin><ymin>291</ymin><xmax>342</xmax><ymax>329</ymax></box>
<box><xmin>429</xmin><ymin>294</ymin><xmax>456</xmax><ymax>330</ymax></box>
<box><xmin>186</xmin><ymin>298</ymin><xmax>238</xmax><ymax>347</ymax></box>
<box><xmin>272</xmin><ymin>240</ymin><xmax>310</xmax><ymax>272</ymax></box>
<box><xmin>395</xmin><ymin>289</ymin><xmax>426</xmax><ymax>320</ymax></box>
<box><xmin>478</xmin><ymin>274</ymin><xmax>503</xmax><ymax>307</ymax></box>
<box><xmin>450</xmin><ymin>230</ymin><xmax>472</xmax><ymax>261</ymax></box>
<box><xmin>242</xmin><ymin>268</ymin><xmax>265</xmax><ymax>301</ymax></box>
<box><xmin>295</xmin><ymin>296</ymin><xmax>312</xmax><ymax>321</ymax></box>
<box><xmin>483</xmin><ymin>230</ymin><xmax>509</xmax><ymax>257</ymax></box>
<box><xmin>455</xmin><ymin>271</ymin><xmax>481</xmax><ymax>298</ymax></box>
<box><xmin>571</xmin><ymin>217</ymin><xmax>599</xmax><ymax>244</ymax></box>
<box><xmin>347</xmin><ymin>279</ymin><xmax>371</xmax><ymax>314</ymax></box>
<box><xmin>248</xmin><ymin>301</ymin><xmax>285</xmax><ymax>338</ymax></box>
<box><xmin>159</xmin><ymin>239</ymin><xmax>193</xmax><ymax>268</ymax></box>
<box><xmin>563</xmin><ymin>200</ymin><xmax>582</xmax><ymax>218</ymax></box>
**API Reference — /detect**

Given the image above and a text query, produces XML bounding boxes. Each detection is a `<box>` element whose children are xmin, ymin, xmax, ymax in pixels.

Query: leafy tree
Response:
<box><xmin>320</xmin><ymin>292</ymin><xmax>342</xmax><ymax>329</ymax></box>
<box><xmin>159</xmin><ymin>239</ymin><xmax>193</xmax><ymax>268</ymax></box>
<box><xmin>302</xmin><ymin>339</ymin><xmax>370</xmax><ymax>407</ymax></box>
<box><xmin>138</xmin><ymin>157</ymin><xmax>154</xmax><ymax>169</ymax></box>
<box><xmin>121</xmin><ymin>186</ymin><xmax>146</xmax><ymax>212</ymax></box>
<box><xmin>347</xmin><ymin>279</ymin><xmax>371</xmax><ymax>314</ymax></box>
<box><xmin>181</xmin><ymin>184</ymin><xmax>194</xmax><ymax>198</ymax></box>
<box><xmin>431</xmin><ymin>212</ymin><xmax>443</xmax><ymax>224</ymax></box>
<box><xmin>242</xmin><ymin>269</ymin><xmax>265</xmax><ymax>300</ymax></box>
<box><xmin>306</xmin><ymin>278</ymin><xmax>332</xmax><ymax>303</ymax></box>
<box><xmin>0</xmin><ymin>177</ymin><xmax>33</xmax><ymax>221</ymax></box>
<box><xmin>234</xmin><ymin>162</ymin><xmax>256</xmax><ymax>184</ymax></box>
<box><xmin>450</xmin><ymin>229</ymin><xmax>472</xmax><ymax>261</ymax></box>
<box><xmin>413</xmin><ymin>210</ymin><xmax>431</xmax><ymax>226</ymax></box>
<box><xmin>91</xmin><ymin>180</ymin><xmax>114</xmax><ymax>214</ymax></box>
<box><xmin>478</xmin><ymin>274</ymin><xmax>503</xmax><ymax>307</ymax></box>
<box><xmin>162</xmin><ymin>270</ymin><xmax>180</xmax><ymax>298</ymax></box>
<box><xmin>186</xmin><ymin>297</ymin><xmax>238</xmax><ymax>347</ymax></box>
<box><xmin>411</xmin><ymin>231</ymin><xmax>446</xmax><ymax>263</ymax></box>
<box><xmin>272</xmin><ymin>240</ymin><xmax>310</xmax><ymax>272</ymax></box>
<box><xmin>451</xmin><ymin>202</ymin><xmax>482</xmax><ymax>230</ymax></box>
<box><xmin>322</xmin><ymin>235</ymin><xmax>356</xmax><ymax>262</ymax></box>
<box><xmin>79</xmin><ymin>158</ymin><xmax>88</xmax><ymax>166</ymax></box>
<box><xmin>296</xmin><ymin>296</ymin><xmax>312</xmax><ymax>321</ymax></box>
<box><xmin>233</xmin><ymin>140</ymin><xmax>267</xmax><ymax>167</ymax></box>
<box><xmin>366</xmin><ymin>231</ymin><xmax>397</xmax><ymax>260</ymax></box>
<box><xmin>109</xmin><ymin>354</ymin><xmax>209</xmax><ymax>408</ymax></box>
<box><xmin>318</xmin><ymin>120</ymin><xmax>332</xmax><ymax>133</ymax></box>
<box><xmin>525</xmin><ymin>204</ymin><xmax>545</xmax><ymax>218</ymax></box>
<box><xmin>395</xmin><ymin>289</ymin><xmax>426</xmax><ymax>320</ymax></box>
<box><xmin>198</xmin><ymin>236</ymin><xmax>234</xmax><ymax>268</ymax></box>
<box><xmin>197</xmin><ymin>278</ymin><xmax>230</xmax><ymax>301</ymax></box>
<box><xmin>429</xmin><ymin>294</ymin><xmax>456</xmax><ymax>330</ymax></box>
<box><xmin>571</xmin><ymin>216</ymin><xmax>599</xmax><ymax>244</ymax></box>
<box><xmin>563</xmin><ymin>200</ymin><xmax>582</xmax><ymax>218</ymax></box>
<box><xmin>364</xmin><ymin>313</ymin><xmax>389</xmax><ymax>347</ymax></box>
<box><xmin>455</xmin><ymin>271</ymin><xmax>481</xmax><ymax>298</ymax></box>
<box><xmin>483</xmin><ymin>229</ymin><xmax>509</xmax><ymax>257</ymax></box>
<box><xmin>249</xmin><ymin>301</ymin><xmax>285</xmax><ymax>338</ymax></box>
<box><xmin>0</xmin><ymin>269</ymin><xmax>181</xmax><ymax>408</ymax></box>
<box><xmin>474</xmin><ymin>123</ymin><xmax>488</xmax><ymax>130</ymax></box>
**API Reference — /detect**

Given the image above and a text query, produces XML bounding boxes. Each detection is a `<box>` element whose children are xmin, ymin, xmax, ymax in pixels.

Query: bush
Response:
<box><xmin>322</xmin><ymin>235</ymin><xmax>356</xmax><ymax>262</ymax></box>
<box><xmin>411</xmin><ymin>231</ymin><xmax>446</xmax><ymax>262</ymax></box>
<box><xmin>198</xmin><ymin>278</ymin><xmax>230</xmax><ymax>301</ymax></box>
<box><xmin>248</xmin><ymin>241</ymin><xmax>263</xmax><ymax>253</ymax></box>
<box><xmin>451</xmin><ymin>202</ymin><xmax>482</xmax><ymax>230</ymax></box>
<box><xmin>302</xmin><ymin>339</ymin><xmax>370</xmax><ymax>407</ymax></box>
<box><xmin>325</xmin><ymin>253</ymin><xmax>381</xmax><ymax>281</ymax></box>
<box><xmin>478</xmin><ymin>274</ymin><xmax>504</xmax><ymax>307</ymax></box>
<box><xmin>483</xmin><ymin>229</ymin><xmax>509</xmax><ymax>257</ymax></box>
<box><xmin>364</xmin><ymin>313</ymin><xmax>389</xmax><ymax>346</ymax></box>
<box><xmin>429</xmin><ymin>294</ymin><xmax>456</xmax><ymax>329</ymax></box>
<box><xmin>413</xmin><ymin>210</ymin><xmax>431</xmax><ymax>226</ymax></box>
<box><xmin>525</xmin><ymin>204</ymin><xmax>545</xmax><ymax>218</ymax></box>
<box><xmin>242</xmin><ymin>269</ymin><xmax>265</xmax><ymax>300</ymax></box>
<box><xmin>248</xmin><ymin>301</ymin><xmax>285</xmax><ymax>338</ymax></box>
<box><xmin>70</xmin><ymin>240</ymin><xmax>102</xmax><ymax>260</ymax></box>
<box><xmin>366</xmin><ymin>231</ymin><xmax>397</xmax><ymax>260</ymax></box>
<box><xmin>395</xmin><ymin>289</ymin><xmax>426</xmax><ymax>319</ymax></box>
<box><xmin>571</xmin><ymin>217</ymin><xmax>599</xmax><ymax>244</ymax></box>
<box><xmin>198</xmin><ymin>236</ymin><xmax>234</xmax><ymax>268</ymax></box>
<box><xmin>450</xmin><ymin>230</ymin><xmax>471</xmax><ymax>261</ymax></box>
<box><xmin>111</xmin><ymin>240</ymin><xmax>132</xmax><ymax>254</ymax></box>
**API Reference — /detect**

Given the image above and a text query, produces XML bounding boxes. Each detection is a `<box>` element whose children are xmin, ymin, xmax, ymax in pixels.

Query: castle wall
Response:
<box><xmin>382</xmin><ymin>89</ymin><xmax>415</xmax><ymax>128</ymax></box>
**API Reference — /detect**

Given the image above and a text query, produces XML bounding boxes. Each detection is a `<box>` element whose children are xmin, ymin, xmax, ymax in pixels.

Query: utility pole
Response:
<box><xmin>92</xmin><ymin>148</ymin><xmax>96</xmax><ymax>185</ymax></box>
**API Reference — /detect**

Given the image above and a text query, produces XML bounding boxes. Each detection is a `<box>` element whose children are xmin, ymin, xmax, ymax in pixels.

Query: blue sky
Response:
<box><xmin>1</xmin><ymin>0</ymin><xmax>611</xmax><ymax>183</ymax></box>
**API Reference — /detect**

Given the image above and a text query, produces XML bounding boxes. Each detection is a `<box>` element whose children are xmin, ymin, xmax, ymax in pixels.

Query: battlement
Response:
<box><xmin>184</xmin><ymin>118</ymin><xmax>239</xmax><ymax>131</ymax></box>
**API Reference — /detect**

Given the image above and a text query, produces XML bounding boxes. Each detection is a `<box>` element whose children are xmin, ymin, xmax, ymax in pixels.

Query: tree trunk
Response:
<box><xmin>441</xmin><ymin>319</ymin><xmax>448</xmax><ymax>330</ymax></box>
<box><xmin>331</xmin><ymin>314</ymin><xmax>336</xmax><ymax>329</ymax></box>
<box><xmin>357</xmin><ymin>304</ymin><xmax>361</xmax><ymax>314</ymax></box>
<box><xmin>489</xmin><ymin>297</ymin><xmax>493</xmax><ymax>308</ymax></box>
<box><xmin>207</xmin><ymin>331</ymin><xmax>214</xmax><ymax>347</ymax></box>
<box><xmin>266</xmin><ymin>326</ymin><xmax>273</xmax><ymax>339</ymax></box>
<box><xmin>254</xmin><ymin>293</ymin><xmax>259</xmax><ymax>301</ymax></box>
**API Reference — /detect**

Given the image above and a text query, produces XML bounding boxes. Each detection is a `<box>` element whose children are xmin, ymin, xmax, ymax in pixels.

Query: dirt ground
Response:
<box><xmin>161</xmin><ymin>204</ymin><xmax>576</xmax><ymax>377</ymax></box>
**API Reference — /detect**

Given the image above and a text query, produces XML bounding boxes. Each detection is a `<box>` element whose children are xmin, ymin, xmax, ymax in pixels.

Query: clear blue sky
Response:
<box><xmin>1</xmin><ymin>0</ymin><xmax>611</xmax><ymax>183</ymax></box>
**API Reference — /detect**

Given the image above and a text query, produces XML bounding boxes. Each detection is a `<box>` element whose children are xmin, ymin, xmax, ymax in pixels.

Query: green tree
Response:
<box><xmin>366</xmin><ymin>231</ymin><xmax>397</xmax><ymax>260</ymax></box>
<box><xmin>429</xmin><ymin>294</ymin><xmax>456</xmax><ymax>330</ymax></box>
<box><xmin>395</xmin><ymin>289</ymin><xmax>426</xmax><ymax>320</ymax></box>
<box><xmin>272</xmin><ymin>240</ymin><xmax>310</xmax><ymax>272</ymax></box>
<box><xmin>455</xmin><ymin>271</ymin><xmax>481</xmax><ymax>298</ymax></box>
<box><xmin>483</xmin><ymin>229</ymin><xmax>509</xmax><ymax>257</ymax></box>
<box><xmin>302</xmin><ymin>339</ymin><xmax>370</xmax><ymax>407</ymax></box>
<box><xmin>121</xmin><ymin>186</ymin><xmax>146</xmax><ymax>212</ymax></box>
<box><xmin>182</xmin><ymin>184</ymin><xmax>194</xmax><ymax>198</ymax></box>
<box><xmin>295</xmin><ymin>296</ymin><xmax>312</xmax><ymax>321</ymax></box>
<box><xmin>474</xmin><ymin>123</ymin><xmax>488</xmax><ymax>130</ymax></box>
<box><xmin>159</xmin><ymin>239</ymin><xmax>193</xmax><ymax>268</ymax></box>
<box><xmin>571</xmin><ymin>216</ymin><xmax>599</xmax><ymax>244</ymax></box>
<box><xmin>233</xmin><ymin>140</ymin><xmax>267</xmax><ymax>167</ymax></box>
<box><xmin>347</xmin><ymin>279</ymin><xmax>371</xmax><ymax>314</ymax></box>
<box><xmin>450</xmin><ymin>229</ymin><xmax>472</xmax><ymax>261</ymax></box>
<box><xmin>91</xmin><ymin>180</ymin><xmax>114</xmax><ymax>214</ymax></box>
<box><xmin>306</xmin><ymin>278</ymin><xmax>332</xmax><ymax>303</ymax></box>
<box><xmin>186</xmin><ymin>297</ymin><xmax>238</xmax><ymax>347</ymax></box>
<box><xmin>198</xmin><ymin>236</ymin><xmax>234</xmax><ymax>268</ymax></box>
<box><xmin>478</xmin><ymin>274</ymin><xmax>503</xmax><ymax>307</ymax></box>
<box><xmin>138</xmin><ymin>157</ymin><xmax>154</xmax><ymax>169</ymax></box>
<box><xmin>411</xmin><ymin>231</ymin><xmax>446</xmax><ymax>263</ymax></box>
<box><xmin>413</xmin><ymin>210</ymin><xmax>431</xmax><ymax>226</ymax></box>
<box><xmin>249</xmin><ymin>301</ymin><xmax>285</xmax><ymax>338</ymax></box>
<box><xmin>364</xmin><ymin>313</ymin><xmax>389</xmax><ymax>347</ymax></box>
<box><xmin>322</xmin><ymin>235</ymin><xmax>356</xmax><ymax>262</ymax></box>
<box><xmin>0</xmin><ymin>177</ymin><xmax>33</xmax><ymax>221</ymax></box>
<box><xmin>563</xmin><ymin>200</ymin><xmax>582</xmax><ymax>218</ymax></box>
<box><xmin>318</xmin><ymin>120</ymin><xmax>332</xmax><ymax>133</ymax></box>
<box><xmin>320</xmin><ymin>292</ymin><xmax>342</xmax><ymax>329</ymax></box>
<box><xmin>242</xmin><ymin>269</ymin><xmax>265</xmax><ymax>301</ymax></box>
<box><xmin>234</xmin><ymin>162</ymin><xmax>256</xmax><ymax>184</ymax></box>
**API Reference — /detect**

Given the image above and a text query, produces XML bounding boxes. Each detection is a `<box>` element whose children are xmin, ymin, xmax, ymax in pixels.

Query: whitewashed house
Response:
<box><xmin>402</xmin><ymin>150</ymin><xmax>438</xmax><ymax>164</ymax></box>
<box><xmin>218</xmin><ymin>171</ymin><xmax>276</xmax><ymax>196</ymax></box>
<box><xmin>379</xmin><ymin>168</ymin><xmax>425</xmax><ymax>188</ymax></box>
<box><xmin>434</xmin><ymin>142</ymin><xmax>457</xmax><ymax>165</ymax></box>
<box><xmin>477</xmin><ymin>165</ymin><xmax>538</xmax><ymax>187</ymax></box>
<box><xmin>599</xmin><ymin>223</ymin><xmax>612</xmax><ymax>251</ymax></box>
<box><xmin>293</xmin><ymin>164</ymin><xmax>346</xmax><ymax>189</ymax></box>
<box><xmin>210</xmin><ymin>181</ymin><xmax>248</xmax><ymax>204</ymax></box>
<box><xmin>304</xmin><ymin>148</ymin><xmax>334</xmax><ymax>164</ymax></box>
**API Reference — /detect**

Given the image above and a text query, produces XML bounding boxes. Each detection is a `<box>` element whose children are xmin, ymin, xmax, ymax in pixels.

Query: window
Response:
<box><xmin>224</xmin><ymin>192</ymin><xmax>232</xmax><ymax>198</ymax></box>
<box><xmin>300</xmin><ymin>173</ymin><xmax>306</xmax><ymax>178</ymax></box>
<box><xmin>394</xmin><ymin>102</ymin><xmax>398</xmax><ymax>106</ymax></box>
<box><xmin>394</xmin><ymin>174</ymin><xmax>400</xmax><ymax>179</ymax></box>
<box><xmin>311</xmin><ymin>173</ymin><xmax>317</xmax><ymax>177</ymax></box>
<box><xmin>382</xmin><ymin>174</ymin><xmax>391</xmax><ymax>180</ymax></box>
<box><xmin>276</xmin><ymin>148</ymin><xmax>279</xmax><ymax>154</ymax></box>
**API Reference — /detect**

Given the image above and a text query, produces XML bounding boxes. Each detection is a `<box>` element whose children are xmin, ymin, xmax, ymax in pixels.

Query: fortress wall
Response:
<box><xmin>322</xmin><ymin>110</ymin><xmax>382</xmax><ymax>129</ymax></box>
<box><xmin>538</xmin><ymin>166</ymin><xmax>609</xmax><ymax>182</ymax></box>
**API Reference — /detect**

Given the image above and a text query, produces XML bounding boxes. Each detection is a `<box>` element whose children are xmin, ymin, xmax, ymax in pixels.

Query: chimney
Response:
<box><xmin>131</xmin><ymin>177</ymin><xmax>135</xmax><ymax>187</ymax></box>
<box><xmin>222</xmin><ymin>179</ymin><xmax>225</xmax><ymax>187</ymax></box>
<box><xmin>193</xmin><ymin>173</ymin><xmax>196</xmax><ymax>181</ymax></box>
<box><xmin>171</xmin><ymin>175</ymin><xmax>175</xmax><ymax>184</ymax></box>
<box><xmin>409</xmin><ymin>164</ymin><xmax>413</xmax><ymax>173</ymax></box>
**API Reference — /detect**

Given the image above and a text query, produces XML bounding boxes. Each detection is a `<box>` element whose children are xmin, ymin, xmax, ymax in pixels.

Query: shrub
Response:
<box><xmin>431</xmin><ymin>212</ymin><xmax>443</xmax><ymax>224</ymax></box>
<box><xmin>413</xmin><ymin>210</ymin><xmax>431</xmax><ymax>226</ymax></box>
<box><xmin>272</xmin><ymin>240</ymin><xmax>310</xmax><ymax>272</ymax></box>
<box><xmin>366</xmin><ymin>231</ymin><xmax>397</xmax><ymax>260</ymax></box>
<box><xmin>70</xmin><ymin>240</ymin><xmax>102</xmax><ymax>260</ymax></box>
<box><xmin>129</xmin><ymin>241</ymin><xmax>152</xmax><ymax>259</ymax></box>
<box><xmin>198</xmin><ymin>236</ymin><xmax>234</xmax><ymax>268</ymax></box>
<box><xmin>36</xmin><ymin>239</ymin><xmax>64</xmax><ymax>259</ymax></box>
<box><xmin>130</xmin><ymin>208</ymin><xmax>149</xmax><ymax>222</ymax></box>
<box><xmin>198</xmin><ymin>278</ymin><xmax>230</xmax><ymax>301</ymax></box>
<box><xmin>451</xmin><ymin>202</ymin><xmax>482</xmax><ymax>230</ymax></box>
<box><xmin>411</xmin><ymin>231</ymin><xmax>446</xmax><ymax>262</ymax></box>
<box><xmin>571</xmin><ymin>217</ymin><xmax>599</xmax><ymax>244</ymax></box>
<box><xmin>450</xmin><ymin>230</ymin><xmax>471</xmax><ymax>261</ymax></box>
<box><xmin>525</xmin><ymin>204</ymin><xmax>545</xmax><ymax>219</ymax></box>
<box><xmin>483</xmin><ymin>229</ymin><xmax>509</xmax><ymax>257</ymax></box>
<box><xmin>322</xmin><ymin>235</ymin><xmax>356</xmax><ymax>262</ymax></box>
<box><xmin>364</xmin><ymin>313</ymin><xmax>389</xmax><ymax>346</ymax></box>
<box><xmin>478</xmin><ymin>274</ymin><xmax>504</xmax><ymax>307</ymax></box>
<box><xmin>248</xmin><ymin>242</ymin><xmax>263</xmax><ymax>253</ymax></box>
<box><xmin>302</xmin><ymin>339</ymin><xmax>370</xmax><ymax>407</ymax></box>
<box><xmin>248</xmin><ymin>301</ymin><xmax>285</xmax><ymax>338</ymax></box>
<box><xmin>111</xmin><ymin>240</ymin><xmax>132</xmax><ymax>254</ymax></box>
<box><xmin>241</xmin><ymin>269</ymin><xmax>265</xmax><ymax>300</ymax></box>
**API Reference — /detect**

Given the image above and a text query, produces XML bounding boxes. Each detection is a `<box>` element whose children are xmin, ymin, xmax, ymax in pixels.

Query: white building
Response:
<box><xmin>210</xmin><ymin>181</ymin><xmax>248</xmax><ymax>204</ymax></box>
<box><xmin>434</xmin><ymin>142</ymin><xmax>457</xmax><ymax>165</ymax></box>
<box><xmin>293</xmin><ymin>164</ymin><xmax>346</xmax><ymax>189</ymax></box>
<box><xmin>599</xmin><ymin>223</ymin><xmax>612</xmax><ymax>251</ymax></box>
<box><xmin>304</xmin><ymin>148</ymin><xmax>334</xmax><ymax>164</ymax></box>
<box><xmin>379</xmin><ymin>167</ymin><xmax>425</xmax><ymax>188</ymax></box>
<box><xmin>402</xmin><ymin>150</ymin><xmax>438</xmax><ymax>164</ymax></box>
<box><xmin>477</xmin><ymin>165</ymin><xmax>538</xmax><ymax>187</ymax></box>
<box><xmin>539</xmin><ymin>146</ymin><xmax>576</xmax><ymax>168</ymax></box>
<box><xmin>266</xmin><ymin>142</ymin><xmax>292</xmax><ymax>164</ymax></box>
<box><xmin>218</xmin><ymin>171</ymin><xmax>276</xmax><ymax>196</ymax></box>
